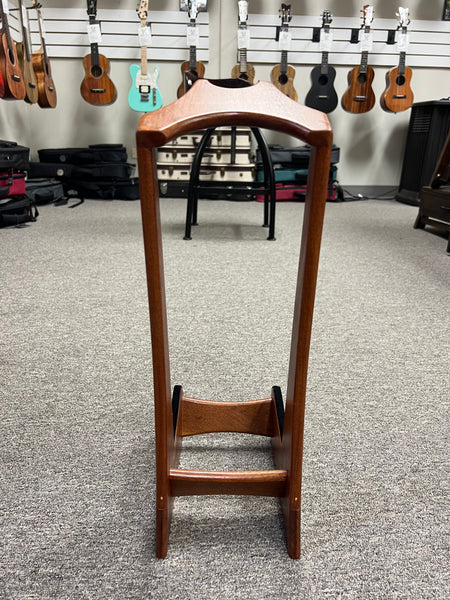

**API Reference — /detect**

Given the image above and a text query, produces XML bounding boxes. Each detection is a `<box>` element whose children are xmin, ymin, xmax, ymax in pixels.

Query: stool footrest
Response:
<box><xmin>169</xmin><ymin>468</ymin><xmax>288</xmax><ymax>496</ymax></box>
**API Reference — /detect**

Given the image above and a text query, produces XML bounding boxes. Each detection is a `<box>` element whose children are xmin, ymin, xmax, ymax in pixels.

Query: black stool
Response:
<box><xmin>184</xmin><ymin>126</ymin><xmax>276</xmax><ymax>240</ymax></box>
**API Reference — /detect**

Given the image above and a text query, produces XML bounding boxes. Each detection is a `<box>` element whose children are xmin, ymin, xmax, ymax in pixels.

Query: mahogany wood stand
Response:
<box><xmin>136</xmin><ymin>79</ymin><xmax>332</xmax><ymax>559</ymax></box>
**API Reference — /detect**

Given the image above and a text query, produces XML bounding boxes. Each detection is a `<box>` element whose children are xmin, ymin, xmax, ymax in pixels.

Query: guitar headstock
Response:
<box><xmin>396</xmin><ymin>7</ymin><xmax>410</xmax><ymax>31</ymax></box>
<box><xmin>87</xmin><ymin>0</ymin><xmax>97</xmax><ymax>17</ymax></box>
<box><xmin>280</xmin><ymin>3</ymin><xmax>292</xmax><ymax>29</ymax></box>
<box><xmin>188</xmin><ymin>1</ymin><xmax>199</xmax><ymax>21</ymax></box>
<box><xmin>361</xmin><ymin>4</ymin><xmax>374</xmax><ymax>30</ymax></box>
<box><xmin>137</xmin><ymin>0</ymin><xmax>149</xmax><ymax>22</ymax></box>
<box><xmin>180</xmin><ymin>0</ymin><xmax>207</xmax><ymax>11</ymax></box>
<box><xmin>238</xmin><ymin>1</ymin><xmax>248</xmax><ymax>26</ymax></box>
<box><xmin>321</xmin><ymin>10</ymin><xmax>333</xmax><ymax>31</ymax></box>
<box><xmin>31</xmin><ymin>0</ymin><xmax>43</xmax><ymax>18</ymax></box>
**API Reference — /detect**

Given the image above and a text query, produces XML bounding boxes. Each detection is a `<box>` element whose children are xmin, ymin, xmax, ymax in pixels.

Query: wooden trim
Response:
<box><xmin>179</xmin><ymin>396</ymin><xmax>279</xmax><ymax>437</ymax></box>
<box><xmin>169</xmin><ymin>468</ymin><xmax>288</xmax><ymax>497</ymax></box>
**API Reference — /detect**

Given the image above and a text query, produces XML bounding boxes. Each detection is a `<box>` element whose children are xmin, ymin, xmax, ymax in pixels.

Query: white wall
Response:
<box><xmin>0</xmin><ymin>0</ymin><xmax>448</xmax><ymax>185</ymax></box>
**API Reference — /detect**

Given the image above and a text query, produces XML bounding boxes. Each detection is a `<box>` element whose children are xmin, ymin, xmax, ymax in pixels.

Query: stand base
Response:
<box><xmin>155</xmin><ymin>385</ymin><xmax>300</xmax><ymax>559</ymax></box>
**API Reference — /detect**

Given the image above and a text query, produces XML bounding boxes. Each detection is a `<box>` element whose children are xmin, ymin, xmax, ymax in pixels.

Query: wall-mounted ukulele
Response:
<box><xmin>31</xmin><ymin>0</ymin><xmax>57</xmax><ymax>108</ymax></box>
<box><xmin>177</xmin><ymin>0</ymin><xmax>206</xmax><ymax>97</ymax></box>
<box><xmin>80</xmin><ymin>0</ymin><xmax>117</xmax><ymax>105</ymax></box>
<box><xmin>128</xmin><ymin>0</ymin><xmax>162</xmax><ymax>112</ymax></box>
<box><xmin>0</xmin><ymin>0</ymin><xmax>26</xmax><ymax>100</ymax></box>
<box><xmin>341</xmin><ymin>4</ymin><xmax>375</xmax><ymax>114</ymax></box>
<box><xmin>380</xmin><ymin>7</ymin><xmax>414</xmax><ymax>113</ymax></box>
<box><xmin>16</xmin><ymin>0</ymin><xmax>39</xmax><ymax>104</ymax></box>
<box><xmin>271</xmin><ymin>4</ymin><xmax>297</xmax><ymax>101</ymax></box>
<box><xmin>231</xmin><ymin>0</ymin><xmax>254</xmax><ymax>83</ymax></box>
<box><xmin>304</xmin><ymin>11</ymin><xmax>337</xmax><ymax>114</ymax></box>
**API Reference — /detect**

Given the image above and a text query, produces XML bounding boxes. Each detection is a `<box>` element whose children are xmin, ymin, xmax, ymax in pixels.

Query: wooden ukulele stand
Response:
<box><xmin>136</xmin><ymin>78</ymin><xmax>332</xmax><ymax>559</ymax></box>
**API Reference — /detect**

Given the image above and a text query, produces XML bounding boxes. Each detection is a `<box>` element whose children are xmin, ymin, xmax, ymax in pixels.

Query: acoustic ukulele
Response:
<box><xmin>0</xmin><ymin>0</ymin><xmax>26</xmax><ymax>100</ymax></box>
<box><xmin>341</xmin><ymin>4</ymin><xmax>375</xmax><ymax>114</ymax></box>
<box><xmin>231</xmin><ymin>0</ymin><xmax>255</xmax><ymax>83</ymax></box>
<box><xmin>31</xmin><ymin>0</ymin><xmax>57</xmax><ymax>108</ymax></box>
<box><xmin>80</xmin><ymin>0</ymin><xmax>117</xmax><ymax>106</ymax></box>
<box><xmin>304</xmin><ymin>11</ymin><xmax>338</xmax><ymax>114</ymax></box>
<box><xmin>177</xmin><ymin>0</ymin><xmax>206</xmax><ymax>97</ymax></box>
<box><xmin>128</xmin><ymin>0</ymin><xmax>163</xmax><ymax>112</ymax></box>
<box><xmin>380</xmin><ymin>7</ymin><xmax>414</xmax><ymax>113</ymax></box>
<box><xmin>271</xmin><ymin>3</ymin><xmax>297</xmax><ymax>101</ymax></box>
<box><xmin>16</xmin><ymin>0</ymin><xmax>39</xmax><ymax>104</ymax></box>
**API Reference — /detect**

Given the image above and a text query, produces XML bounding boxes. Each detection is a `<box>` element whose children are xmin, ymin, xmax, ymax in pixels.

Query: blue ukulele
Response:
<box><xmin>128</xmin><ymin>0</ymin><xmax>162</xmax><ymax>112</ymax></box>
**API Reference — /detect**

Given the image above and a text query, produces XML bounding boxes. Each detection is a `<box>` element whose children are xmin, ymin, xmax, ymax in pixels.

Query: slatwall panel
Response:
<box><xmin>246</xmin><ymin>14</ymin><xmax>450</xmax><ymax>69</ymax></box>
<box><xmin>7</xmin><ymin>8</ymin><xmax>210</xmax><ymax>62</ymax></box>
<box><xmin>5</xmin><ymin>5</ymin><xmax>449</xmax><ymax>68</ymax></box>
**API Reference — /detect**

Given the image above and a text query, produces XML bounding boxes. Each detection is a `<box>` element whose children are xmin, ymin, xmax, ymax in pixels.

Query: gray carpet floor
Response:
<box><xmin>1</xmin><ymin>197</ymin><xmax>449</xmax><ymax>599</ymax></box>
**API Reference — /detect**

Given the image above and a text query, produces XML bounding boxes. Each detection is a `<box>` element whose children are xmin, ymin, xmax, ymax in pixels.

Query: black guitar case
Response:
<box><xmin>0</xmin><ymin>140</ymin><xmax>30</xmax><ymax>171</ymax></box>
<box><xmin>30</xmin><ymin>143</ymin><xmax>139</xmax><ymax>201</ymax></box>
<box><xmin>28</xmin><ymin>162</ymin><xmax>134</xmax><ymax>180</ymax></box>
<box><xmin>37</xmin><ymin>143</ymin><xmax>128</xmax><ymax>164</ymax></box>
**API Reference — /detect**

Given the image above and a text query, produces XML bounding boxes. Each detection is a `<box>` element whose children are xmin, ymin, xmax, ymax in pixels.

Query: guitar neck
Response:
<box><xmin>90</xmin><ymin>42</ymin><xmax>100</xmax><ymax>67</ymax></box>
<box><xmin>398</xmin><ymin>51</ymin><xmax>406</xmax><ymax>75</ymax></box>
<box><xmin>238</xmin><ymin>48</ymin><xmax>248</xmax><ymax>73</ymax></box>
<box><xmin>280</xmin><ymin>49</ymin><xmax>288</xmax><ymax>75</ymax></box>
<box><xmin>141</xmin><ymin>44</ymin><xmax>148</xmax><ymax>76</ymax></box>
<box><xmin>189</xmin><ymin>45</ymin><xmax>197</xmax><ymax>71</ymax></box>
<box><xmin>320</xmin><ymin>52</ymin><xmax>329</xmax><ymax>74</ymax></box>
<box><xmin>35</xmin><ymin>6</ymin><xmax>50</xmax><ymax>64</ymax></box>
<box><xmin>0</xmin><ymin>4</ymin><xmax>15</xmax><ymax>58</ymax></box>
<box><xmin>360</xmin><ymin>50</ymin><xmax>369</xmax><ymax>74</ymax></box>
<box><xmin>18</xmin><ymin>0</ymin><xmax>32</xmax><ymax>61</ymax></box>
<box><xmin>87</xmin><ymin>0</ymin><xmax>99</xmax><ymax>66</ymax></box>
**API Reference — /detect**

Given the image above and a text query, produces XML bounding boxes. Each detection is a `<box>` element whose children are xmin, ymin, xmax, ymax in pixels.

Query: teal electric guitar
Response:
<box><xmin>128</xmin><ymin>0</ymin><xmax>162</xmax><ymax>112</ymax></box>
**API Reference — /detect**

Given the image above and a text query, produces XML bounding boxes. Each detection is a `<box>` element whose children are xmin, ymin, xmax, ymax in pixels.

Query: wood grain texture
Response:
<box><xmin>138</xmin><ymin>79</ymin><xmax>330</xmax><ymax>149</ymax></box>
<box><xmin>177</xmin><ymin>60</ymin><xmax>205</xmax><ymax>98</ymax></box>
<box><xmin>169</xmin><ymin>469</ymin><xmax>288</xmax><ymax>497</ymax></box>
<box><xmin>380</xmin><ymin>66</ymin><xmax>413</xmax><ymax>113</ymax></box>
<box><xmin>270</xmin><ymin>64</ymin><xmax>297</xmax><ymax>101</ymax></box>
<box><xmin>0</xmin><ymin>34</ymin><xmax>25</xmax><ymax>100</ymax></box>
<box><xmin>231</xmin><ymin>62</ymin><xmax>255</xmax><ymax>84</ymax></box>
<box><xmin>179</xmin><ymin>396</ymin><xmax>278</xmax><ymax>437</ymax></box>
<box><xmin>16</xmin><ymin>41</ymin><xmax>39</xmax><ymax>104</ymax></box>
<box><xmin>137</xmin><ymin>78</ymin><xmax>332</xmax><ymax>559</ymax></box>
<box><xmin>80</xmin><ymin>53</ymin><xmax>117</xmax><ymax>106</ymax></box>
<box><xmin>341</xmin><ymin>65</ymin><xmax>375</xmax><ymax>113</ymax></box>
<box><xmin>32</xmin><ymin>50</ymin><xmax>57</xmax><ymax>108</ymax></box>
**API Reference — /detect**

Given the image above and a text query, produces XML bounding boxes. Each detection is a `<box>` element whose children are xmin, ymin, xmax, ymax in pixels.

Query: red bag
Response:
<box><xmin>0</xmin><ymin>171</ymin><xmax>26</xmax><ymax>198</ymax></box>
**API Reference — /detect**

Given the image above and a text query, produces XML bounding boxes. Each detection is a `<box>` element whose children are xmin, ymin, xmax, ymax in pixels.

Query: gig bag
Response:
<box><xmin>37</xmin><ymin>144</ymin><xmax>128</xmax><ymax>165</ymax></box>
<box><xmin>0</xmin><ymin>195</ymin><xmax>38</xmax><ymax>227</ymax></box>
<box><xmin>25</xmin><ymin>178</ymin><xmax>66</xmax><ymax>205</ymax></box>
<box><xmin>0</xmin><ymin>140</ymin><xmax>30</xmax><ymax>171</ymax></box>
<box><xmin>32</xmin><ymin>143</ymin><xmax>139</xmax><ymax>201</ymax></box>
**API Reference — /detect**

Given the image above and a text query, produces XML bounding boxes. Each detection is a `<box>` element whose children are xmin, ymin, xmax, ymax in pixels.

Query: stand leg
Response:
<box><xmin>251</xmin><ymin>128</ymin><xmax>276</xmax><ymax>240</ymax></box>
<box><xmin>185</xmin><ymin>129</ymin><xmax>215</xmax><ymax>240</ymax></box>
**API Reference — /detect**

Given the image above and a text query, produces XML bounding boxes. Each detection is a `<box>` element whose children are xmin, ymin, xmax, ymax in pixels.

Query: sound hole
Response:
<box><xmin>240</xmin><ymin>73</ymin><xmax>249</xmax><ymax>81</ymax></box>
<box><xmin>91</xmin><ymin>65</ymin><xmax>103</xmax><ymax>78</ymax></box>
<box><xmin>357</xmin><ymin>73</ymin><xmax>367</xmax><ymax>84</ymax></box>
<box><xmin>318</xmin><ymin>75</ymin><xmax>329</xmax><ymax>85</ymax></box>
<box><xmin>278</xmin><ymin>73</ymin><xmax>288</xmax><ymax>85</ymax></box>
<box><xmin>396</xmin><ymin>75</ymin><xmax>406</xmax><ymax>86</ymax></box>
